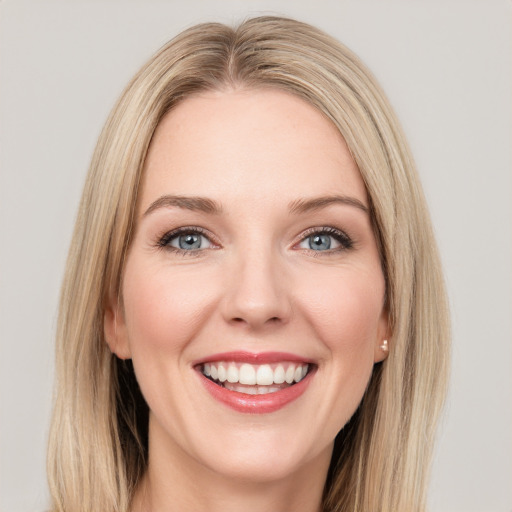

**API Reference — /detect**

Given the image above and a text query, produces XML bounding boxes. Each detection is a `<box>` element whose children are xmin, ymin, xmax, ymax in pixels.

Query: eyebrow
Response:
<box><xmin>143</xmin><ymin>195</ymin><xmax>223</xmax><ymax>216</ymax></box>
<box><xmin>288</xmin><ymin>195</ymin><xmax>369</xmax><ymax>214</ymax></box>
<box><xmin>143</xmin><ymin>193</ymin><xmax>368</xmax><ymax>217</ymax></box>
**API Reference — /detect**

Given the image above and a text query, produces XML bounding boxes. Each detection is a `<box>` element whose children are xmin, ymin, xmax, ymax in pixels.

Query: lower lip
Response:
<box><xmin>199</xmin><ymin>371</ymin><xmax>314</xmax><ymax>414</ymax></box>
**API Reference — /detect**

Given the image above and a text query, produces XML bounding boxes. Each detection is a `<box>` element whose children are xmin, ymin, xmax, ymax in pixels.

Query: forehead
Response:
<box><xmin>141</xmin><ymin>88</ymin><xmax>367</xmax><ymax>209</ymax></box>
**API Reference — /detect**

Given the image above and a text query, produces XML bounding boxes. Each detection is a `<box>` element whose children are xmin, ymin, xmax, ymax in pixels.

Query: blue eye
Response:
<box><xmin>171</xmin><ymin>233</ymin><xmax>205</xmax><ymax>250</ymax></box>
<box><xmin>159</xmin><ymin>228</ymin><xmax>214</xmax><ymax>253</ymax></box>
<box><xmin>297</xmin><ymin>228</ymin><xmax>352</xmax><ymax>252</ymax></box>
<box><xmin>307</xmin><ymin>234</ymin><xmax>333</xmax><ymax>251</ymax></box>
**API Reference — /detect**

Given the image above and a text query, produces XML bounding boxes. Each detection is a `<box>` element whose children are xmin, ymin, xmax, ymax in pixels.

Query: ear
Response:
<box><xmin>104</xmin><ymin>297</ymin><xmax>132</xmax><ymax>360</ymax></box>
<box><xmin>374</xmin><ymin>308</ymin><xmax>391</xmax><ymax>363</ymax></box>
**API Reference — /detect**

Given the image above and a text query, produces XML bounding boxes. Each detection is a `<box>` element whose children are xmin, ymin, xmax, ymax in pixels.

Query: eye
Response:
<box><xmin>297</xmin><ymin>227</ymin><xmax>353</xmax><ymax>252</ymax></box>
<box><xmin>170</xmin><ymin>232</ymin><xmax>208</xmax><ymax>250</ymax></box>
<box><xmin>158</xmin><ymin>227</ymin><xmax>215</xmax><ymax>253</ymax></box>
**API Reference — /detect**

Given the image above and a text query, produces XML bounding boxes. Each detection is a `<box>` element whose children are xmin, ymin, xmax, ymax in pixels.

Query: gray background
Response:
<box><xmin>1</xmin><ymin>1</ymin><xmax>511</xmax><ymax>511</ymax></box>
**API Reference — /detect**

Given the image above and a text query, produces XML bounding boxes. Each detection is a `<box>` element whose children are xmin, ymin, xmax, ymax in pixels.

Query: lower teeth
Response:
<box><xmin>221</xmin><ymin>381</ymin><xmax>291</xmax><ymax>395</ymax></box>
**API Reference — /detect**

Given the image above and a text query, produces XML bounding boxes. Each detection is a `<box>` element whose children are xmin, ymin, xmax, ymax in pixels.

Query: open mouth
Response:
<box><xmin>194</xmin><ymin>352</ymin><xmax>316</xmax><ymax>413</ymax></box>
<box><xmin>199</xmin><ymin>361</ymin><xmax>312</xmax><ymax>395</ymax></box>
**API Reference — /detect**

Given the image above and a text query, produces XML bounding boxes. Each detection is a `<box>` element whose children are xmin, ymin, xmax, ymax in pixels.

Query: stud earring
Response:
<box><xmin>380</xmin><ymin>339</ymin><xmax>389</xmax><ymax>352</ymax></box>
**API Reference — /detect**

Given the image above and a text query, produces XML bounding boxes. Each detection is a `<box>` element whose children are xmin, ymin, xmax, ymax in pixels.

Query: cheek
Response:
<box><xmin>298</xmin><ymin>268</ymin><xmax>385</xmax><ymax>353</ymax></box>
<box><xmin>121</xmin><ymin>258</ymin><xmax>219</xmax><ymax>357</ymax></box>
<box><xmin>290</xmin><ymin>265</ymin><xmax>386</xmax><ymax>436</ymax></box>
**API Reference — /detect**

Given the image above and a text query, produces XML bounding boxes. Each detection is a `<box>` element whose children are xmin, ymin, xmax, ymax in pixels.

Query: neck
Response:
<box><xmin>131</xmin><ymin>416</ymin><xmax>331</xmax><ymax>512</ymax></box>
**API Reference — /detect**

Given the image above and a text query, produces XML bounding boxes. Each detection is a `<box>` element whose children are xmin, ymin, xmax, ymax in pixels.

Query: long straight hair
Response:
<box><xmin>48</xmin><ymin>16</ymin><xmax>450</xmax><ymax>512</ymax></box>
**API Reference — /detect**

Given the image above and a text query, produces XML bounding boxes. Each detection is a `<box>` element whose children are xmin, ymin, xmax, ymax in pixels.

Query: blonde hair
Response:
<box><xmin>48</xmin><ymin>16</ymin><xmax>450</xmax><ymax>512</ymax></box>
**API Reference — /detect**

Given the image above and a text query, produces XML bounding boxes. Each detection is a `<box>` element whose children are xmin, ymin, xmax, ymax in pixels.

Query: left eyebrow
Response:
<box><xmin>288</xmin><ymin>195</ymin><xmax>369</xmax><ymax>214</ymax></box>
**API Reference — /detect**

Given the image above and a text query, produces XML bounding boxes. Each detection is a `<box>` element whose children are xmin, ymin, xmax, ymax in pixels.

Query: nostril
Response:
<box><xmin>230</xmin><ymin>316</ymin><xmax>281</xmax><ymax>325</ymax></box>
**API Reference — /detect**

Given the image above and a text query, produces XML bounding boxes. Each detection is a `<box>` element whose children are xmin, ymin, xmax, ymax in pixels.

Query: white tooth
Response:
<box><xmin>256</xmin><ymin>364</ymin><xmax>274</xmax><ymax>385</ymax></box>
<box><xmin>210</xmin><ymin>364</ymin><xmax>218</xmax><ymax>380</ymax></box>
<box><xmin>258</xmin><ymin>386</ymin><xmax>280</xmax><ymax>395</ymax></box>
<box><xmin>203</xmin><ymin>363</ymin><xmax>211</xmax><ymax>377</ymax></box>
<box><xmin>217</xmin><ymin>362</ymin><xmax>227</xmax><ymax>382</ymax></box>
<box><xmin>273</xmin><ymin>365</ymin><xmax>285</xmax><ymax>384</ymax></box>
<box><xmin>239</xmin><ymin>364</ymin><xmax>256</xmax><ymax>385</ymax></box>
<box><xmin>223</xmin><ymin>382</ymin><xmax>236</xmax><ymax>392</ymax></box>
<box><xmin>224</xmin><ymin>382</ymin><xmax>283</xmax><ymax>395</ymax></box>
<box><xmin>294</xmin><ymin>366</ymin><xmax>302</xmax><ymax>382</ymax></box>
<box><xmin>226</xmin><ymin>364</ymin><xmax>239</xmax><ymax>383</ymax></box>
<box><xmin>301</xmin><ymin>364</ymin><xmax>308</xmax><ymax>379</ymax></box>
<box><xmin>285</xmin><ymin>365</ymin><xmax>295</xmax><ymax>384</ymax></box>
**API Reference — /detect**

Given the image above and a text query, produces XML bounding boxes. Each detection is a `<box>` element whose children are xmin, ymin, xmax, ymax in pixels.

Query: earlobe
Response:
<box><xmin>374</xmin><ymin>339</ymin><xmax>389</xmax><ymax>363</ymax></box>
<box><xmin>374</xmin><ymin>311</ymin><xmax>391</xmax><ymax>363</ymax></box>
<box><xmin>104</xmin><ymin>303</ymin><xmax>132</xmax><ymax>360</ymax></box>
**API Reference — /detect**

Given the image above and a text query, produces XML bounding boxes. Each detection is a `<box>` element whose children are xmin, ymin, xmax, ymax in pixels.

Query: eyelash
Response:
<box><xmin>156</xmin><ymin>226</ymin><xmax>216</xmax><ymax>256</ymax></box>
<box><xmin>296</xmin><ymin>226</ymin><xmax>354</xmax><ymax>254</ymax></box>
<box><xmin>155</xmin><ymin>226</ymin><xmax>354</xmax><ymax>255</ymax></box>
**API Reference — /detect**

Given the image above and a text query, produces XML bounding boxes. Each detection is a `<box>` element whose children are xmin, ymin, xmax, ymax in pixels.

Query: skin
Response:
<box><xmin>105</xmin><ymin>88</ymin><xmax>389</xmax><ymax>512</ymax></box>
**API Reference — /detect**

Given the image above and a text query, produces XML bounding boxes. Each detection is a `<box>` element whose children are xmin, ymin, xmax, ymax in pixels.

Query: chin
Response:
<box><xmin>199</xmin><ymin>444</ymin><xmax>326</xmax><ymax>485</ymax></box>
<box><xmin>187</xmin><ymin>420</ymin><xmax>334</xmax><ymax>486</ymax></box>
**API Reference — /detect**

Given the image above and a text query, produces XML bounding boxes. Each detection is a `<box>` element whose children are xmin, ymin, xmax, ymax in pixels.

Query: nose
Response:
<box><xmin>221</xmin><ymin>248</ymin><xmax>292</xmax><ymax>329</ymax></box>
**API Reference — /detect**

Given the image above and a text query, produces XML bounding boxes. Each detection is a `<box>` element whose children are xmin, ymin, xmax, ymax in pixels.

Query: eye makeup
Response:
<box><xmin>153</xmin><ymin>223</ymin><xmax>355</xmax><ymax>259</ymax></box>
<box><xmin>294</xmin><ymin>226</ymin><xmax>354</xmax><ymax>254</ymax></box>
<box><xmin>155</xmin><ymin>226</ymin><xmax>219</xmax><ymax>256</ymax></box>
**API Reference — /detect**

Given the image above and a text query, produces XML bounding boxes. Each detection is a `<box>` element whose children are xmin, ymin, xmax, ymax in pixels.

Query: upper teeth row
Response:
<box><xmin>203</xmin><ymin>362</ymin><xmax>309</xmax><ymax>386</ymax></box>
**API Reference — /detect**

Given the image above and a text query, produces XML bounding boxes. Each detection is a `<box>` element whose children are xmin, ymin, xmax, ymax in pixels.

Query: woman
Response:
<box><xmin>47</xmin><ymin>16</ymin><xmax>450</xmax><ymax>512</ymax></box>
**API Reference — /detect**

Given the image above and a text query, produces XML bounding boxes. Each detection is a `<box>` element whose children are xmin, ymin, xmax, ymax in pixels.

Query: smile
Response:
<box><xmin>203</xmin><ymin>361</ymin><xmax>309</xmax><ymax>395</ymax></box>
<box><xmin>195</xmin><ymin>352</ymin><xmax>315</xmax><ymax>413</ymax></box>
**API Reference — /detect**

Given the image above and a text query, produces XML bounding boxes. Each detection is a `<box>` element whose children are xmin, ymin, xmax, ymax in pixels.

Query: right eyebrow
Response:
<box><xmin>143</xmin><ymin>195</ymin><xmax>223</xmax><ymax>217</ymax></box>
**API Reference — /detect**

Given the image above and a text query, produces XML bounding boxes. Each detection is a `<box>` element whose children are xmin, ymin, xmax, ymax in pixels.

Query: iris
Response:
<box><xmin>308</xmin><ymin>234</ymin><xmax>331</xmax><ymax>251</ymax></box>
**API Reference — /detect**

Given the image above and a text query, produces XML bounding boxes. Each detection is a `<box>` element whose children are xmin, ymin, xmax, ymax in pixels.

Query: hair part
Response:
<box><xmin>48</xmin><ymin>16</ymin><xmax>450</xmax><ymax>512</ymax></box>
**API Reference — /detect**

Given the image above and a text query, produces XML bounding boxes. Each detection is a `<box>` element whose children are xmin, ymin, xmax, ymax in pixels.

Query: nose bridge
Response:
<box><xmin>223</xmin><ymin>241</ymin><xmax>291</xmax><ymax>328</ymax></box>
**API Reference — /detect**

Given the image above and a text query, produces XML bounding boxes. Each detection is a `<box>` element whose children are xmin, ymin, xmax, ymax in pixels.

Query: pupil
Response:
<box><xmin>310</xmin><ymin>234</ymin><xmax>331</xmax><ymax>251</ymax></box>
<box><xmin>179</xmin><ymin>234</ymin><xmax>201</xmax><ymax>249</ymax></box>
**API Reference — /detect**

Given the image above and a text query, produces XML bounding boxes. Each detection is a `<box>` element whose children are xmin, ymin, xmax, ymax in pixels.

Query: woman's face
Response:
<box><xmin>106</xmin><ymin>88</ymin><xmax>388</xmax><ymax>483</ymax></box>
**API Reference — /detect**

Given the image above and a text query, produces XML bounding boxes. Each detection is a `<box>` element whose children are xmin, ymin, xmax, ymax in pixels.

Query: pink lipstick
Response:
<box><xmin>194</xmin><ymin>351</ymin><xmax>315</xmax><ymax>414</ymax></box>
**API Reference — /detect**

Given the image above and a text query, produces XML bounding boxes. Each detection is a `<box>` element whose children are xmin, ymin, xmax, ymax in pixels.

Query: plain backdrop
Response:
<box><xmin>1</xmin><ymin>1</ymin><xmax>511</xmax><ymax>511</ymax></box>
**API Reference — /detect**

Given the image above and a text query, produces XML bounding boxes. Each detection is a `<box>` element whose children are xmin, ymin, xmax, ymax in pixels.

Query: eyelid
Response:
<box><xmin>293</xmin><ymin>226</ymin><xmax>354</xmax><ymax>252</ymax></box>
<box><xmin>154</xmin><ymin>225</ymin><xmax>353</xmax><ymax>255</ymax></box>
<box><xmin>156</xmin><ymin>226</ymin><xmax>220</xmax><ymax>254</ymax></box>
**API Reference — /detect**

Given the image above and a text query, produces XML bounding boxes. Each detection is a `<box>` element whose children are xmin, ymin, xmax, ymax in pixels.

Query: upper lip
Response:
<box><xmin>193</xmin><ymin>351</ymin><xmax>315</xmax><ymax>366</ymax></box>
